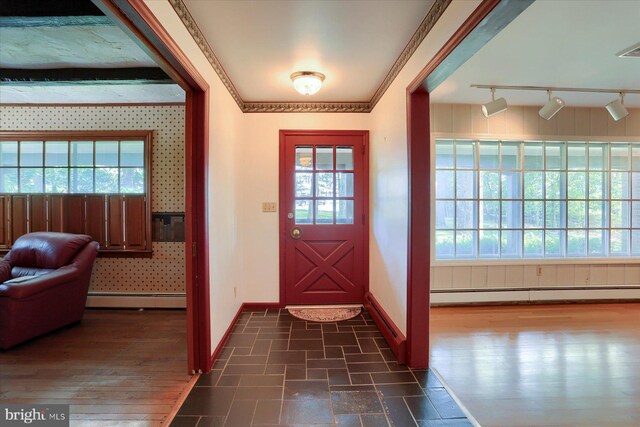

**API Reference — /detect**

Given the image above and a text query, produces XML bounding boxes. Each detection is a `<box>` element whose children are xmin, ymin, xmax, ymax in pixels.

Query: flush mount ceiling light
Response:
<box><xmin>481</xmin><ymin>87</ymin><xmax>508</xmax><ymax>117</ymax></box>
<box><xmin>539</xmin><ymin>90</ymin><xmax>565</xmax><ymax>120</ymax></box>
<box><xmin>291</xmin><ymin>71</ymin><xmax>325</xmax><ymax>96</ymax></box>
<box><xmin>606</xmin><ymin>92</ymin><xmax>629</xmax><ymax>121</ymax></box>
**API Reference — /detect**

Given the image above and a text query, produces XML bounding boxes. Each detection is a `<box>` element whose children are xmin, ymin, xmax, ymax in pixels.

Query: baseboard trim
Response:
<box><xmin>242</xmin><ymin>302</ymin><xmax>283</xmax><ymax>310</ymax></box>
<box><xmin>431</xmin><ymin>288</ymin><xmax>640</xmax><ymax>305</ymax></box>
<box><xmin>86</xmin><ymin>293</ymin><xmax>186</xmax><ymax>308</ymax></box>
<box><xmin>363</xmin><ymin>292</ymin><xmax>406</xmax><ymax>364</ymax></box>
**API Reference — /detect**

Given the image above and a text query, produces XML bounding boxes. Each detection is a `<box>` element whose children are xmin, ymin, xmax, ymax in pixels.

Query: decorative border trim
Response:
<box><xmin>169</xmin><ymin>0</ymin><xmax>451</xmax><ymax>113</ymax></box>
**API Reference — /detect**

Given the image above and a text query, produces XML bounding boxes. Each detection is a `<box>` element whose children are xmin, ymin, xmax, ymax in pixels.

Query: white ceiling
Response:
<box><xmin>183</xmin><ymin>0</ymin><xmax>435</xmax><ymax>102</ymax></box>
<box><xmin>0</xmin><ymin>25</ymin><xmax>156</xmax><ymax>69</ymax></box>
<box><xmin>431</xmin><ymin>0</ymin><xmax>640</xmax><ymax>107</ymax></box>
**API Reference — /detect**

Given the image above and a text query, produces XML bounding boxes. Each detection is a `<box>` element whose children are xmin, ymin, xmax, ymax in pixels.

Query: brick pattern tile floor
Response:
<box><xmin>171</xmin><ymin>308</ymin><xmax>471</xmax><ymax>427</ymax></box>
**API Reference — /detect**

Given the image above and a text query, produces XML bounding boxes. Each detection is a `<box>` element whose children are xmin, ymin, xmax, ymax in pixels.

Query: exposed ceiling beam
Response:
<box><xmin>0</xmin><ymin>0</ymin><xmax>104</xmax><ymax>17</ymax></box>
<box><xmin>0</xmin><ymin>67</ymin><xmax>173</xmax><ymax>85</ymax></box>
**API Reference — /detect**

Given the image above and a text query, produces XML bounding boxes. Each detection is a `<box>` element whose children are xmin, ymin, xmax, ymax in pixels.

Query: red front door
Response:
<box><xmin>280</xmin><ymin>130</ymin><xmax>369</xmax><ymax>305</ymax></box>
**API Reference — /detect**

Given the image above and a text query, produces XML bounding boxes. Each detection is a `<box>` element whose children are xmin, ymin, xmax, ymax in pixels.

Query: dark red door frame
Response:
<box><xmin>279</xmin><ymin>130</ymin><xmax>370</xmax><ymax>306</ymax></box>
<box><xmin>404</xmin><ymin>0</ymin><xmax>534</xmax><ymax>368</ymax></box>
<box><xmin>96</xmin><ymin>0</ymin><xmax>212</xmax><ymax>373</ymax></box>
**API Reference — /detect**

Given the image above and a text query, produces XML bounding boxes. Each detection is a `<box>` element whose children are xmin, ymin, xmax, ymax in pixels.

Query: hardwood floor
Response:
<box><xmin>430</xmin><ymin>303</ymin><xmax>640</xmax><ymax>426</ymax></box>
<box><xmin>0</xmin><ymin>309</ymin><xmax>192</xmax><ymax>426</ymax></box>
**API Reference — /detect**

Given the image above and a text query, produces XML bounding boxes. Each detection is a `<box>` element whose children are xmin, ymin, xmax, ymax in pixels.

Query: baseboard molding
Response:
<box><xmin>363</xmin><ymin>292</ymin><xmax>406</xmax><ymax>364</ymax></box>
<box><xmin>242</xmin><ymin>302</ymin><xmax>283</xmax><ymax>310</ymax></box>
<box><xmin>431</xmin><ymin>288</ymin><xmax>640</xmax><ymax>305</ymax></box>
<box><xmin>86</xmin><ymin>293</ymin><xmax>186</xmax><ymax>308</ymax></box>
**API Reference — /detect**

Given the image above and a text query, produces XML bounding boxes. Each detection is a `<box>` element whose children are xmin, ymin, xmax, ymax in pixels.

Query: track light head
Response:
<box><xmin>606</xmin><ymin>93</ymin><xmax>629</xmax><ymax>121</ymax></box>
<box><xmin>482</xmin><ymin>88</ymin><xmax>507</xmax><ymax>117</ymax></box>
<box><xmin>539</xmin><ymin>91</ymin><xmax>565</xmax><ymax>120</ymax></box>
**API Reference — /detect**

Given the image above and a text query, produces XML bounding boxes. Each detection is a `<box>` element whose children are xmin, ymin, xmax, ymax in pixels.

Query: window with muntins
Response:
<box><xmin>0</xmin><ymin>131</ymin><xmax>151</xmax><ymax>254</ymax></box>
<box><xmin>434</xmin><ymin>139</ymin><xmax>640</xmax><ymax>260</ymax></box>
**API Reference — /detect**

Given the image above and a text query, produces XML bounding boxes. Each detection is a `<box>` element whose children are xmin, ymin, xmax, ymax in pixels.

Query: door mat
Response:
<box><xmin>286</xmin><ymin>305</ymin><xmax>362</xmax><ymax>323</ymax></box>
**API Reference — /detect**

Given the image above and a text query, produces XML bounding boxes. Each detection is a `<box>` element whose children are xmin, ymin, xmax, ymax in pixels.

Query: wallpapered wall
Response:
<box><xmin>429</xmin><ymin>103</ymin><xmax>640</xmax><ymax>291</ymax></box>
<box><xmin>0</xmin><ymin>105</ymin><xmax>185</xmax><ymax>294</ymax></box>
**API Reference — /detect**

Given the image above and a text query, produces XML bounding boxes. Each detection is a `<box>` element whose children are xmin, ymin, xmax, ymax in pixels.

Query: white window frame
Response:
<box><xmin>430</xmin><ymin>133</ymin><xmax>640</xmax><ymax>266</ymax></box>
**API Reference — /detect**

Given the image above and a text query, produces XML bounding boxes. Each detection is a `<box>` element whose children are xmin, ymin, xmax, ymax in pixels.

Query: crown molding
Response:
<box><xmin>169</xmin><ymin>0</ymin><xmax>451</xmax><ymax>113</ymax></box>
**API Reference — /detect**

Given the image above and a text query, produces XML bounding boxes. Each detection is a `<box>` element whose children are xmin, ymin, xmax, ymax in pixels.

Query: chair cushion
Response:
<box><xmin>0</xmin><ymin>259</ymin><xmax>11</xmax><ymax>283</ymax></box>
<box><xmin>5</xmin><ymin>232</ymin><xmax>92</xmax><ymax>269</ymax></box>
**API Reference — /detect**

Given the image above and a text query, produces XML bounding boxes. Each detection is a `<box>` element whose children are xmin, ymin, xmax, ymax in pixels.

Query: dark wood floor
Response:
<box><xmin>431</xmin><ymin>303</ymin><xmax>640</xmax><ymax>426</ymax></box>
<box><xmin>172</xmin><ymin>308</ymin><xmax>470</xmax><ymax>427</ymax></box>
<box><xmin>0</xmin><ymin>309</ymin><xmax>191</xmax><ymax>426</ymax></box>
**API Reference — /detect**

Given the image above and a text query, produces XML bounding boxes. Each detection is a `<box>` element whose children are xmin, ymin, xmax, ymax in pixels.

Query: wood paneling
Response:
<box><xmin>0</xmin><ymin>196</ymin><xmax>7</xmax><ymax>247</ymax></box>
<box><xmin>0</xmin><ymin>309</ymin><xmax>191</xmax><ymax>426</ymax></box>
<box><xmin>0</xmin><ymin>194</ymin><xmax>149</xmax><ymax>253</ymax></box>
<box><xmin>10</xmin><ymin>196</ymin><xmax>27</xmax><ymax>244</ymax></box>
<box><xmin>431</xmin><ymin>303</ymin><xmax>640</xmax><ymax>426</ymax></box>
<box><xmin>124</xmin><ymin>195</ymin><xmax>146</xmax><ymax>249</ymax></box>
<box><xmin>107</xmin><ymin>195</ymin><xmax>124</xmax><ymax>250</ymax></box>
<box><xmin>29</xmin><ymin>195</ymin><xmax>47</xmax><ymax>233</ymax></box>
<box><xmin>85</xmin><ymin>195</ymin><xmax>106</xmax><ymax>248</ymax></box>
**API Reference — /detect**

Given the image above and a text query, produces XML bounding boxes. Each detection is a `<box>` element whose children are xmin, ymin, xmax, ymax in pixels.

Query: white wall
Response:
<box><xmin>367</xmin><ymin>0</ymin><xmax>481</xmax><ymax>334</ymax></box>
<box><xmin>430</xmin><ymin>103</ymin><xmax>640</xmax><ymax>298</ymax></box>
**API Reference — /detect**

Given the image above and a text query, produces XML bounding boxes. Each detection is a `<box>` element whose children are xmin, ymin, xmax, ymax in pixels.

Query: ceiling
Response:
<box><xmin>0</xmin><ymin>0</ymin><xmax>184</xmax><ymax>104</ymax></box>
<box><xmin>431</xmin><ymin>0</ymin><xmax>640</xmax><ymax>107</ymax></box>
<box><xmin>182</xmin><ymin>0</ymin><xmax>435</xmax><ymax>103</ymax></box>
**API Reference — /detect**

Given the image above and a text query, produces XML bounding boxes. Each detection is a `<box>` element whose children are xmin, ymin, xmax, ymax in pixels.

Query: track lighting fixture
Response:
<box><xmin>472</xmin><ymin>85</ymin><xmax>638</xmax><ymax>121</ymax></box>
<box><xmin>538</xmin><ymin>90</ymin><xmax>565</xmax><ymax>120</ymax></box>
<box><xmin>481</xmin><ymin>87</ymin><xmax>508</xmax><ymax>117</ymax></box>
<box><xmin>605</xmin><ymin>92</ymin><xmax>629</xmax><ymax>121</ymax></box>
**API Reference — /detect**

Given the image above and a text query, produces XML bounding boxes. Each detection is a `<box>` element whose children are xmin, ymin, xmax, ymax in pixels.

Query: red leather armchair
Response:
<box><xmin>0</xmin><ymin>232</ymin><xmax>99</xmax><ymax>349</ymax></box>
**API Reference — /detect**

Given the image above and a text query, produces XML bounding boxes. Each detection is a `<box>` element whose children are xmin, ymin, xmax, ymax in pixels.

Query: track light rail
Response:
<box><xmin>471</xmin><ymin>84</ymin><xmax>640</xmax><ymax>95</ymax></box>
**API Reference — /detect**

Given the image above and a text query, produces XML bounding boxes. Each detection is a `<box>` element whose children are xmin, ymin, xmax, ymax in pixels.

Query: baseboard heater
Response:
<box><xmin>364</xmin><ymin>292</ymin><xmax>406</xmax><ymax>364</ymax></box>
<box><xmin>431</xmin><ymin>287</ymin><xmax>640</xmax><ymax>305</ymax></box>
<box><xmin>86</xmin><ymin>293</ymin><xmax>186</xmax><ymax>308</ymax></box>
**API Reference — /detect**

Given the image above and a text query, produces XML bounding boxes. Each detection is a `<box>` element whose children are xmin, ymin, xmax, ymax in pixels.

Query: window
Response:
<box><xmin>434</xmin><ymin>139</ymin><xmax>640</xmax><ymax>260</ymax></box>
<box><xmin>0</xmin><ymin>131</ymin><xmax>151</xmax><ymax>254</ymax></box>
<box><xmin>294</xmin><ymin>145</ymin><xmax>354</xmax><ymax>224</ymax></box>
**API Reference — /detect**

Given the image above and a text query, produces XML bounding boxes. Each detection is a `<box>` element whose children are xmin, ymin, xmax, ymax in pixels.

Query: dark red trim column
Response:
<box><xmin>406</xmin><ymin>89</ymin><xmax>431</xmax><ymax>368</ymax></box>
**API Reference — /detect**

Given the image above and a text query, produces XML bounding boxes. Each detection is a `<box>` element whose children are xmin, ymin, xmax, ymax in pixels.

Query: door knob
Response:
<box><xmin>290</xmin><ymin>226</ymin><xmax>303</xmax><ymax>239</ymax></box>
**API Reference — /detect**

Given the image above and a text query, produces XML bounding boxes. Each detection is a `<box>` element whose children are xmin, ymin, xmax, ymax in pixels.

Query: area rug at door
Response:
<box><xmin>287</xmin><ymin>305</ymin><xmax>362</xmax><ymax>322</ymax></box>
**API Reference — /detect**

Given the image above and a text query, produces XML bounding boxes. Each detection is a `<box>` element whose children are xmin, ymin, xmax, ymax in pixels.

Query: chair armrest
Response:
<box><xmin>0</xmin><ymin>266</ymin><xmax>81</xmax><ymax>299</ymax></box>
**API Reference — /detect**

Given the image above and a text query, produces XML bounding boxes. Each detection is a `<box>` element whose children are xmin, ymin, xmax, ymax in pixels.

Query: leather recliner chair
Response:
<box><xmin>0</xmin><ymin>232</ymin><xmax>99</xmax><ymax>349</ymax></box>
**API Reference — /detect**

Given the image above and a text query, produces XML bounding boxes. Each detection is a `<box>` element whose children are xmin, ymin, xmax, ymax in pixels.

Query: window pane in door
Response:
<box><xmin>0</xmin><ymin>168</ymin><xmax>18</xmax><ymax>192</ymax></box>
<box><xmin>70</xmin><ymin>141</ymin><xmax>93</xmax><ymax>166</ymax></box>
<box><xmin>295</xmin><ymin>173</ymin><xmax>313</xmax><ymax>197</ymax></box>
<box><xmin>315</xmin><ymin>173</ymin><xmax>333</xmax><ymax>197</ymax></box>
<box><xmin>336</xmin><ymin>200</ymin><xmax>354</xmax><ymax>224</ymax></box>
<box><xmin>295</xmin><ymin>200</ymin><xmax>312</xmax><ymax>224</ymax></box>
<box><xmin>20</xmin><ymin>141</ymin><xmax>43</xmax><ymax>166</ymax></box>
<box><xmin>336</xmin><ymin>147</ymin><xmax>353</xmax><ymax>170</ymax></box>
<box><xmin>45</xmin><ymin>141</ymin><xmax>68</xmax><ymax>166</ymax></box>
<box><xmin>20</xmin><ymin>168</ymin><xmax>43</xmax><ymax>192</ymax></box>
<box><xmin>316</xmin><ymin>147</ymin><xmax>333</xmax><ymax>170</ymax></box>
<box><xmin>120</xmin><ymin>141</ymin><xmax>145</xmax><ymax>167</ymax></box>
<box><xmin>316</xmin><ymin>200</ymin><xmax>334</xmax><ymax>224</ymax></box>
<box><xmin>95</xmin><ymin>141</ymin><xmax>118</xmax><ymax>167</ymax></box>
<box><xmin>45</xmin><ymin>168</ymin><xmax>68</xmax><ymax>193</ymax></box>
<box><xmin>295</xmin><ymin>147</ymin><xmax>313</xmax><ymax>170</ymax></box>
<box><xmin>336</xmin><ymin>173</ymin><xmax>354</xmax><ymax>197</ymax></box>
<box><xmin>0</xmin><ymin>141</ymin><xmax>18</xmax><ymax>166</ymax></box>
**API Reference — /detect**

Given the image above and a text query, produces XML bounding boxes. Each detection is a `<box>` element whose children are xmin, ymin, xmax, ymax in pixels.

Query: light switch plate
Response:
<box><xmin>262</xmin><ymin>202</ymin><xmax>277</xmax><ymax>213</ymax></box>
